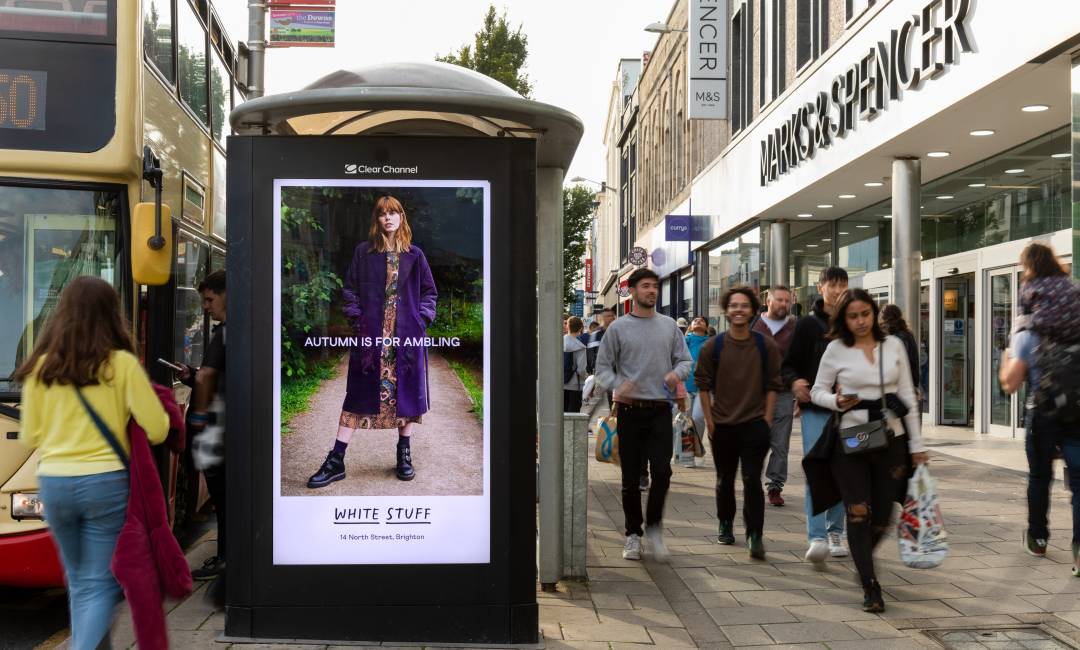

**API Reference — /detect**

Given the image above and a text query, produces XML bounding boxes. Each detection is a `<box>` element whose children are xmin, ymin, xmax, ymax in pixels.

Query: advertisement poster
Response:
<box><xmin>272</xmin><ymin>179</ymin><xmax>490</xmax><ymax>565</ymax></box>
<box><xmin>269</xmin><ymin>9</ymin><xmax>335</xmax><ymax>46</ymax></box>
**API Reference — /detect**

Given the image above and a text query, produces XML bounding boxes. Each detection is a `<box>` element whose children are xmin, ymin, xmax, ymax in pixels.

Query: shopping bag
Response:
<box><xmin>594</xmin><ymin>406</ymin><xmax>620</xmax><ymax>464</ymax></box>
<box><xmin>897</xmin><ymin>464</ymin><xmax>948</xmax><ymax>568</ymax></box>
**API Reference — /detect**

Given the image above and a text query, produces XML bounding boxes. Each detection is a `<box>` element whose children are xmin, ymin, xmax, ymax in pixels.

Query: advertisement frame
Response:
<box><xmin>226</xmin><ymin>135</ymin><xmax>538</xmax><ymax>644</ymax></box>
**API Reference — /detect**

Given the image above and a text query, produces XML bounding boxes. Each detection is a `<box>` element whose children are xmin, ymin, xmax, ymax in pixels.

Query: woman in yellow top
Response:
<box><xmin>16</xmin><ymin>276</ymin><xmax>169</xmax><ymax>650</ymax></box>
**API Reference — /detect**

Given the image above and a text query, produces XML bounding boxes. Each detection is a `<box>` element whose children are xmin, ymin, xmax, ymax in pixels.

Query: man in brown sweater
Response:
<box><xmin>751</xmin><ymin>285</ymin><xmax>797</xmax><ymax>507</ymax></box>
<box><xmin>696</xmin><ymin>286</ymin><xmax>784</xmax><ymax>559</ymax></box>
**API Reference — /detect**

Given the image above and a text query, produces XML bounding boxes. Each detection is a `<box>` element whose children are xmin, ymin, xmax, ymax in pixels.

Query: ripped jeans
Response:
<box><xmin>829</xmin><ymin>433</ymin><xmax>910</xmax><ymax>587</ymax></box>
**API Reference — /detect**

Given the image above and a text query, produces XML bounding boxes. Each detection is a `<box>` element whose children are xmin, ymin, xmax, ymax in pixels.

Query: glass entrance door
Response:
<box><xmin>986</xmin><ymin>268</ymin><xmax>1024</xmax><ymax>437</ymax></box>
<box><xmin>939</xmin><ymin>274</ymin><xmax>975</xmax><ymax>425</ymax></box>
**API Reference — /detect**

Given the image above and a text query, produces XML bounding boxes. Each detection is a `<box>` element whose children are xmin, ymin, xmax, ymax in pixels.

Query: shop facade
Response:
<box><xmin>689</xmin><ymin>0</ymin><xmax>1080</xmax><ymax>436</ymax></box>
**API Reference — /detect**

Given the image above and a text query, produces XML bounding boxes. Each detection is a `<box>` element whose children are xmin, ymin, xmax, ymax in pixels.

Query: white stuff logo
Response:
<box><xmin>344</xmin><ymin>163</ymin><xmax>420</xmax><ymax>175</ymax></box>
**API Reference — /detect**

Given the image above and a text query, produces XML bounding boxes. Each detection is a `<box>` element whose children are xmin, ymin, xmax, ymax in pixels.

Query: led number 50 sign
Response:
<box><xmin>0</xmin><ymin>69</ymin><xmax>46</xmax><ymax>131</ymax></box>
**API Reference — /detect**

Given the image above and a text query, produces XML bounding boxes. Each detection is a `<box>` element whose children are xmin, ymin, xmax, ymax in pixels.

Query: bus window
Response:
<box><xmin>211</xmin><ymin>149</ymin><xmax>225</xmax><ymax>240</ymax></box>
<box><xmin>176</xmin><ymin>0</ymin><xmax>208</xmax><ymax>127</ymax></box>
<box><xmin>211</xmin><ymin>245</ymin><xmax>225</xmax><ymax>275</ymax></box>
<box><xmin>0</xmin><ymin>0</ymin><xmax>113</xmax><ymax>40</ymax></box>
<box><xmin>142</xmin><ymin>0</ymin><xmax>174</xmax><ymax>83</ymax></box>
<box><xmin>210</xmin><ymin>46</ymin><xmax>229</xmax><ymax>147</ymax></box>
<box><xmin>0</xmin><ymin>183</ymin><xmax>121</xmax><ymax>395</ymax></box>
<box><xmin>174</xmin><ymin>232</ymin><xmax>208</xmax><ymax>370</ymax></box>
<box><xmin>182</xmin><ymin>174</ymin><xmax>205</xmax><ymax>227</ymax></box>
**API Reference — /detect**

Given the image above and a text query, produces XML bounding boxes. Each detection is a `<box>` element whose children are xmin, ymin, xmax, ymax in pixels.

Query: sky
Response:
<box><xmin>218</xmin><ymin>0</ymin><xmax>668</xmax><ymax>184</ymax></box>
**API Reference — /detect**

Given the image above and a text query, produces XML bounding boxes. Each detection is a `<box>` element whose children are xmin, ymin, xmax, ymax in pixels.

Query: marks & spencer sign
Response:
<box><xmin>759</xmin><ymin>0</ymin><xmax>972</xmax><ymax>186</ymax></box>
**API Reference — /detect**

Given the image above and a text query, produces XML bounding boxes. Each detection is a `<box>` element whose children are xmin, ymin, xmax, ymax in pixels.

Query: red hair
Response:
<box><xmin>367</xmin><ymin>196</ymin><xmax>413</xmax><ymax>253</ymax></box>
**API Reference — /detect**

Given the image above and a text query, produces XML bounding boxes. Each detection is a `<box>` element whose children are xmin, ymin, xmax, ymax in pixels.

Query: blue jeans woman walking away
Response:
<box><xmin>15</xmin><ymin>277</ymin><xmax>169</xmax><ymax>649</ymax></box>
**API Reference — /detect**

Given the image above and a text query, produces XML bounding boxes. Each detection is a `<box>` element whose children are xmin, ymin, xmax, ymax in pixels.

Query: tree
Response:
<box><xmin>436</xmin><ymin>5</ymin><xmax>533</xmax><ymax>97</ymax></box>
<box><xmin>563</xmin><ymin>185</ymin><xmax>595</xmax><ymax>308</ymax></box>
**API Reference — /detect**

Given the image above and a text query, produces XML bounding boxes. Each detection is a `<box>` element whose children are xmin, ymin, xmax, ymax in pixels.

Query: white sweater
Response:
<box><xmin>810</xmin><ymin>336</ymin><xmax>925</xmax><ymax>453</ymax></box>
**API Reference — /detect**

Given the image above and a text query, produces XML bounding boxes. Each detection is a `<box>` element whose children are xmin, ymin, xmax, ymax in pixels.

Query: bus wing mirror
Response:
<box><xmin>132</xmin><ymin>202</ymin><xmax>172</xmax><ymax>286</ymax></box>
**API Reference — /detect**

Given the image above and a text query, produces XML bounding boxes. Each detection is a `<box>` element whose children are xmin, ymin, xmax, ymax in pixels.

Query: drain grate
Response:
<box><xmin>926</xmin><ymin>626</ymin><xmax>1077</xmax><ymax>649</ymax></box>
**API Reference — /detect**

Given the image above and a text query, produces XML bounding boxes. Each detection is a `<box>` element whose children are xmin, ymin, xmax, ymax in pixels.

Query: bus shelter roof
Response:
<box><xmin>230</xmin><ymin>61</ymin><xmax>583</xmax><ymax>170</ymax></box>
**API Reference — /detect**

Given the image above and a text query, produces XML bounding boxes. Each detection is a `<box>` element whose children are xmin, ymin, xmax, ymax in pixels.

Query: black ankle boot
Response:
<box><xmin>717</xmin><ymin>520</ymin><xmax>735</xmax><ymax>545</ymax></box>
<box><xmin>396</xmin><ymin>441</ymin><xmax>415</xmax><ymax>481</ymax></box>
<box><xmin>307</xmin><ymin>451</ymin><xmax>345</xmax><ymax>488</ymax></box>
<box><xmin>862</xmin><ymin>580</ymin><xmax>885</xmax><ymax>613</ymax></box>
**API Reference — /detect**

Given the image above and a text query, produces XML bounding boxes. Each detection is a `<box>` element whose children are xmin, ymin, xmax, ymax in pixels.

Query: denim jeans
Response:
<box><xmin>801</xmin><ymin>409</ymin><xmax>845</xmax><ymax>542</ymax></box>
<box><xmin>39</xmin><ymin>471</ymin><xmax>129</xmax><ymax>650</ymax></box>
<box><xmin>1026</xmin><ymin>413</ymin><xmax>1080</xmax><ymax>544</ymax></box>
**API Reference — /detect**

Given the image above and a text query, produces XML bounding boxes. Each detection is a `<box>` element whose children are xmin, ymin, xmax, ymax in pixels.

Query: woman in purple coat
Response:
<box><xmin>307</xmin><ymin>196</ymin><xmax>437</xmax><ymax>487</ymax></box>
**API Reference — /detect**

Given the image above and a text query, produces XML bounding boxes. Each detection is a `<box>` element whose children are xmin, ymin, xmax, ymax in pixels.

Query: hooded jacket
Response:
<box><xmin>781</xmin><ymin>298</ymin><xmax>832</xmax><ymax>412</ymax></box>
<box><xmin>111</xmin><ymin>384</ymin><xmax>191</xmax><ymax>650</ymax></box>
<box><xmin>563</xmin><ymin>334</ymin><xmax>588</xmax><ymax>391</ymax></box>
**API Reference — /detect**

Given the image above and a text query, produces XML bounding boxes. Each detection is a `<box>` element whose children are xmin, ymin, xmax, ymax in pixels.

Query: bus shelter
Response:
<box><xmin>226</xmin><ymin>62</ymin><xmax>582</xmax><ymax>644</ymax></box>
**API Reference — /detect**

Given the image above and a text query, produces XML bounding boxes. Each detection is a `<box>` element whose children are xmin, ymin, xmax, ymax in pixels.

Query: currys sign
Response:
<box><xmin>759</xmin><ymin>0</ymin><xmax>972</xmax><ymax>187</ymax></box>
<box><xmin>665</xmin><ymin>214</ymin><xmax>692</xmax><ymax>241</ymax></box>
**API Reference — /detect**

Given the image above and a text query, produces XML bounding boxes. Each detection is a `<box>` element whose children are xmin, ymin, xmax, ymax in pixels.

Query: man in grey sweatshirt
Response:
<box><xmin>595</xmin><ymin>268</ymin><xmax>693</xmax><ymax>562</ymax></box>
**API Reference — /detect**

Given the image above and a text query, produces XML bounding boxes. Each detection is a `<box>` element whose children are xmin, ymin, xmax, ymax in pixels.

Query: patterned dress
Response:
<box><xmin>339</xmin><ymin>252</ymin><xmax>422</xmax><ymax>429</ymax></box>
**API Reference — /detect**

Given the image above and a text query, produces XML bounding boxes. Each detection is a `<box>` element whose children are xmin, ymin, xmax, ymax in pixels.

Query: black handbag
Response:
<box><xmin>837</xmin><ymin>343</ymin><xmax>891</xmax><ymax>456</ymax></box>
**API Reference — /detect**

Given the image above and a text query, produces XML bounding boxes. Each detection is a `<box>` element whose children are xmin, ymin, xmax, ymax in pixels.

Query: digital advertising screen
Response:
<box><xmin>272</xmin><ymin>179</ymin><xmax>490</xmax><ymax>565</ymax></box>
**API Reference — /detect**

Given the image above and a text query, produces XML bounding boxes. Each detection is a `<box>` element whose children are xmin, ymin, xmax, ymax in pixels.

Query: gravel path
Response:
<box><xmin>280</xmin><ymin>351</ymin><xmax>483</xmax><ymax>496</ymax></box>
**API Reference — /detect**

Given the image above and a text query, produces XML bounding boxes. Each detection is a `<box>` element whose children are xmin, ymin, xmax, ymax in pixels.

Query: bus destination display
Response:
<box><xmin>0</xmin><ymin>69</ymin><xmax>45</xmax><ymax>131</ymax></box>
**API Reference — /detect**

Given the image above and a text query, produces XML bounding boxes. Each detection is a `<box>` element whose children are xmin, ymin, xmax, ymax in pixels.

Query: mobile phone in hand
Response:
<box><xmin>156</xmin><ymin>358</ymin><xmax>184</xmax><ymax>372</ymax></box>
<box><xmin>841</xmin><ymin>393</ymin><xmax>859</xmax><ymax>400</ymax></box>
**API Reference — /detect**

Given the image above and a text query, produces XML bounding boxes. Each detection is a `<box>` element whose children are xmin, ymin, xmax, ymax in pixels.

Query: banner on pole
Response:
<box><xmin>269</xmin><ymin>8</ymin><xmax>335</xmax><ymax>47</ymax></box>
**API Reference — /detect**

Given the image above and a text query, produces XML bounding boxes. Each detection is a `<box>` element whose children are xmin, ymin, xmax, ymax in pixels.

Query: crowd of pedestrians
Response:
<box><xmin>580</xmin><ymin>245</ymin><xmax>1080</xmax><ymax>614</ymax></box>
<box><xmin>587</xmin><ymin>265</ymin><xmax>931</xmax><ymax>613</ymax></box>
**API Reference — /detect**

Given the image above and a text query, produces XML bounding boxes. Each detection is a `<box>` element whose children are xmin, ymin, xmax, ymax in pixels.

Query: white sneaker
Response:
<box><xmin>828</xmin><ymin>532</ymin><xmax>848</xmax><ymax>558</ymax></box>
<box><xmin>805</xmin><ymin>539</ymin><xmax>829</xmax><ymax>570</ymax></box>
<box><xmin>622</xmin><ymin>534</ymin><xmax>642</xmax><ymax>561</ymax></box>
<box><xmin>645</xmin><ymin>526</ymin><xmax>670</xmax><ymax>563</ymax></box>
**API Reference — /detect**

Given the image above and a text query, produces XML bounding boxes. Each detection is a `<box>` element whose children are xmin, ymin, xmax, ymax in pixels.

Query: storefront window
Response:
<box><xmin>835</xmin><ymin>127</ymin><xmax>1071</xmax><ymax>267</ymax></box>
<box><xmin>0</xmin><ymin>184</ymin><xmax>122</xmax><ymax>394</ymax></box>
<box><xmin>681</xmin><ymin>274</ymin><xmax>694</xmax><ymax>320</ymax></box>
<box><xmin>837</xmin><ymin>205</ymin><xmax>891</xmax><ymax>282</ymax></box>
<box><xmin>788</xmin><ymin>222</ymin><xmax>832</xmax><ymax>317</ymax></box>
<box><xmin>706</xmin><ymin>226</ymin><xmax>761</xmax><ymax>330</ymax></box>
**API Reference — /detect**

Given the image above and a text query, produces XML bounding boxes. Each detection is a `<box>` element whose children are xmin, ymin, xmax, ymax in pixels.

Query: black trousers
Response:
<box><xmin>563</xmin><ymin>389</ymin><xmax>582</xmax><ymax>413</ymax></box>
<box><xmin>205</xmin><ymin>466</ymin><xmax>226</xmax><ymax>558</ymax></box>
<box><xmin>829</xmin><ymin>433</ymin><xmax>908</xmax><ymax>587</ymax></box>
<box><xmin>617</xmin><ymin>403</ymin><xmax>673</xmax><ymax>536</ymax></box>
<box><xmin>710</xmin><ymin>419</ymin><xmax>770</xmax><ymax>537</ymax></box>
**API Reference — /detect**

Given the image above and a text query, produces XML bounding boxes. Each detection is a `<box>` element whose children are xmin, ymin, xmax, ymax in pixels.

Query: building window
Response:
<box><xmin>759</xmin><ymin>0</ymin><xmax>785</xmax><ymax>106</ymax></box>
<box><xmin>796</xmin><ymin>0</ymin><xmax>829</xmax><ymax>72</ymax></box>
<box><xmin>143</xmin><ymin>0</ymin><xmax>174</xmax><ymax>83</ymax></box>
<box><xmin>707</xmin><ymin>227</ymin><xmax>761</xmax><ymax>330</ymax></box>
<box><xmin>731</xmin><ymin>2</ymin><xmax>754</xmax><ymax>133</ymax></box>
<box><xmin>845</xmin><ymin>0</ymin><xmax>875</xmax><ymax>23</ymax></box>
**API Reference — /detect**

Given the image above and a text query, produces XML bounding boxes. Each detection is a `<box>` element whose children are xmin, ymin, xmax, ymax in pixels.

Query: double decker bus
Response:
<box><xmin>0</xmin><ymin>0</ymin><xmax>245</xmax><ymax>587</ymax></box>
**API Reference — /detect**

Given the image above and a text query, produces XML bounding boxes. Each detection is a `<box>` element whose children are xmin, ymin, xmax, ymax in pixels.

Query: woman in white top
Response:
<box><xmin>811</xmin><ymin>288</ymin><xmax>929</xmax><ymax>613</ymax></box>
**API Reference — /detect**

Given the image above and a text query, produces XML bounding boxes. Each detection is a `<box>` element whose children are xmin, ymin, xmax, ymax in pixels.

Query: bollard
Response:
<box><xmin>562</xmin><ymin>412</ymin><xmax>591</xmax><ymax>578</ymax></box>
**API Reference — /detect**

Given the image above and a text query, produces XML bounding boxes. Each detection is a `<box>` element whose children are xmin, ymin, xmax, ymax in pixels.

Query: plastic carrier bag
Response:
<box><xmin>594</xmin><ymin>406</ymin><xmax>619</xmax><ymax>464</ymax></box>
<box><xmin>897</xmin><ymin>464</ymin><xmax>948</xmax><ymax>568</ymax></box>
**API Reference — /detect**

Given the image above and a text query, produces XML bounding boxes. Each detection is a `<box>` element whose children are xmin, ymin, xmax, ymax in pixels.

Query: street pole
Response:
<box><xmin>537</xmin><ymin>167</ymin><xmax>565</xmax><ymax>590</ymax></box>
<box><xmin>247</xmin><ymin>0</ymin><xmax>266</xmax><ymax>99</ymax></box>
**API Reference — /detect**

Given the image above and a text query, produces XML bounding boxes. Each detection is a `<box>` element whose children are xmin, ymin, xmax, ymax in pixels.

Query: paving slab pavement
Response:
<box><xmin>49</xmin><ymin>407</ymin><xmax>1080</xmax><ymax>649</ymax></box>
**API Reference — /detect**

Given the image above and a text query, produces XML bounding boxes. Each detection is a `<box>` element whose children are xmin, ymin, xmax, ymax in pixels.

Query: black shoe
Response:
<box><xmin>717</xmin><ymin>520</ymin><xmax>735</xmax><ymax>545</ymax></box>
<box><xmin>639</xmin><ymin>475</ymin><xmax>650</xmax><ymax>491</ymax></box>
<box><xmin>862</xmin><ymin>580</ymin><xmax>885</xmax><ymax>613</ymax></box>
<box><xmin>747</xmin><ymin>532</ymin><xmax>766</xmax><ymax>560</ymax></box>
<box><xmin>307</xmin><ymin>451</ymin><xmax>346</xmax><ymax>488</ymax></box>
<box><xmin>191</xmin><ymin>555</ymin><xmax>225</xmax><ymax>581</ymax></box>
<box><xmin>396</xmin><ymin>443</ymin><xmax>415</xmax><ymax>481</ymax></box>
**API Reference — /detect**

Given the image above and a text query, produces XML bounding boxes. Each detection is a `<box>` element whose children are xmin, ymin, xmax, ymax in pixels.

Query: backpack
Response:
<box><xmin>563</xmin><ymin>350</ymin><xmax>575</xmax><ymax>384</ymax></box>
<box><xmin>1033</xmin><ymin>338</ymin><xmax>1080</xmax><ymax>424</ymax></box>
<box><xmin>711</xmin><ymin>331</ymin><xmax>769</xmax><ymax>394</ymax></box>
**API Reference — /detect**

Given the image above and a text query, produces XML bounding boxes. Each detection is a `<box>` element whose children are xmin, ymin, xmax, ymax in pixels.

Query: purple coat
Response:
<box><xmin>341</xmin><ymin>242</ymin><xmax>438</xmax><ymax>418</ymax></box>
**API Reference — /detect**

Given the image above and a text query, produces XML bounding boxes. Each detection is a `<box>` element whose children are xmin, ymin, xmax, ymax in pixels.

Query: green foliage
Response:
<box><xmin>436</xmin><ymin>5</ymin><xmax>533</xmax><ymax>97</ymax></box>
<box><xmin>280</xmin><ymin>197</ymin><xmax>344</xmax><ymax>378</ymax></box>
<box><xmin>563</xmin><ymin>185</ymin><xmax>595</xmax><ymax>307</ymax></box>
<box><xmin>427</xmin><ymin>286</ymin><xmax>483</xmax><ymax>345</ymax></box>
<box><xmin>281</xmin><ymin>355</ymin><xmax>342</xmax><ymax>435</ymax></box>
<box><xmin>447</xmin><ymin>360</ymin><xmax>483</xmax><ymax>423</ymax></box>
